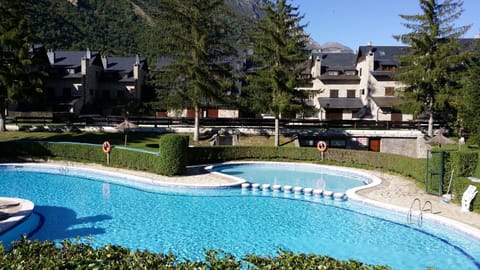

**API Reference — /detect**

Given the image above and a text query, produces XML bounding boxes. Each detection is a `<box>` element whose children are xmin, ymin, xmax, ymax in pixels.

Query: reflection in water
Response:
<box><xmin>102</xmin><ymin>183</ymin><xmax>110</xmax><ymax>199</ymax></box>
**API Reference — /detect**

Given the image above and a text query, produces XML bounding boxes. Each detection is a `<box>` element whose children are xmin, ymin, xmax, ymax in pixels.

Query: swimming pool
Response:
<box><xmin>1</xmin><ymin>163</ymin><xmax>479</xmax><ymax>270</ymax></box>
<box><xmin>207</xmin><ymin>162</ymin><xmax>370</xmax><ymax>193</ymax></box>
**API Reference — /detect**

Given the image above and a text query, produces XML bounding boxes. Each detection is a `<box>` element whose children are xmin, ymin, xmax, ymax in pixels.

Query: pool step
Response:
<box><xmin>241</xmin><ymin>183</ymin><xmax>347</xmax><ymax>200</ymax></box>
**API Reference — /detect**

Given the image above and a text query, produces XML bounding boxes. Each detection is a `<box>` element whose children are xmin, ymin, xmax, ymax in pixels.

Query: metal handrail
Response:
<box><xmin>408</xmin><ymin>198</ymin><xmax>422</xmax><ymax>226</ymax></box>
<box><xmin>408</xmin><ymin>199</ymin><xmax>433</xmax><ymax>227</ymax></box>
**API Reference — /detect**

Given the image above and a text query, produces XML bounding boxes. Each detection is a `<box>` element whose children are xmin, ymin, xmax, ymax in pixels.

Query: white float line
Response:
<box><xmin>244</xmin><ymin>182</ymin><xmax>347</xmax><ymax>200</ymax></box>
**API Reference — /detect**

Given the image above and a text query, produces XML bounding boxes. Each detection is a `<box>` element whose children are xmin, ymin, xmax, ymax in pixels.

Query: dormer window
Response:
<box><xmin>327</xmin><ymin>70</ymin><xmax>340</xmax><ymax>76</ymax></box>
<box><xmin>122</xmin><ymin>73</ymin><xmax>129</xmax><ymax>79</ymax></box>
<box><xmin>381</xmin><ymin>65</ymin><xmax>396</xmax><ymax>72</ymax></box>
<box><xmin>67</xmin><ymin>68</ymin><xmax>76</xmax><ymax>74</ymax></box>
<box><xmin>344</xmin><ymin>70</ymin><xmax>357</xmax><ymax>76</ymax></box>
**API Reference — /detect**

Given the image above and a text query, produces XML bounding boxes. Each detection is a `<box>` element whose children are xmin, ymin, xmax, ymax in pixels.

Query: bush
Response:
<box><xmin>0</xmin><ymin>141</ymin><xmax>165</xmax><ymax>175</ymax></box>
<box><xmin>158</xmin><ymin>134</ymin><xmax>189</xmax><ymax>176</ymax></box>
<box><xmin>0</xmin><ymin>238</ymin><xmax>390</xmax><ymax>269</ymax></box>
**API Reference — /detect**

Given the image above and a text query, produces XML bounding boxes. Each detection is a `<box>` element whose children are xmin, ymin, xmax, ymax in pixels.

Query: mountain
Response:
<box><xmin>28</xmin><ymin>0</ymin><xmax>324</xmax><ymax>61</ymax></box>
<box><xmin>226</xmin><ymin>0</ymin><xmax>268</xmax><ymax>18</ymax></box>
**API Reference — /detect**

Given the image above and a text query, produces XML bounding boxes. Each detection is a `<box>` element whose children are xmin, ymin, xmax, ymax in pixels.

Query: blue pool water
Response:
<box><xmin>208</xmin><ymin>162</ymin><xmax>368</xmax><ymax>193</ymax></box>
<box><xmin>1</xmin><ymin>164</ymin><xmax>479</xmax><ymax>270</ymax></box>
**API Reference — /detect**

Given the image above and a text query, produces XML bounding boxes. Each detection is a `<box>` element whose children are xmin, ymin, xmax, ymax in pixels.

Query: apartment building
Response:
<box><xmin>9</xmin><ymin>48</ymin><xmax>148</xmax><ymax>116</ymax></box>
<box><xmin>299</xmin><ymin>42</ymin><xmax>413</xmax><ymax>122</ymax></box>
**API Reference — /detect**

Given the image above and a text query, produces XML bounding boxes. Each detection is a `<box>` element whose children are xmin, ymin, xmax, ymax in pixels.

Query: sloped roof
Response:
<box><xmin>49</xmin><ymin>50</ymin><xmax>99</xmax><ymax>68</ymax></box>
<box><xmin>103</xmin><ymin>56</ymin><xmax>146</xmax><ymax>73</ymax></box>
<box><xmin>314</xmin><ymin>52</ymin><xmax>357</xmax><ymax>68</ymax></box>
<box><xmin>371</xmin><ymin>96</ymin><xmax>403</xmax><ymax>109</ymax></box>
<box><xmin>357</xmin><ymin>45</ymin><xmax>410</xmax><ymax>62</ymax></box>
<box><xmin>318</xmin><ymin>98</ymin><xmax>363</xmax><ymax>109</ymax></box>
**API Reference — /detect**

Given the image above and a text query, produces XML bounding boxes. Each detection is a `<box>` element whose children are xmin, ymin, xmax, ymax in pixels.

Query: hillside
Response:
<box><xmin>28</xmin><ymin>0</ymin><xmax>269</xmax><ymax>62</ymax></box>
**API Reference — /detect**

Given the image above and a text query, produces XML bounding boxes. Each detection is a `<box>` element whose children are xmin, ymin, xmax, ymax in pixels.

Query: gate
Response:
<box><xmin>425</xmin><ymin>150</ymin><xmax>444</xmax><ymax>196</ymax></box>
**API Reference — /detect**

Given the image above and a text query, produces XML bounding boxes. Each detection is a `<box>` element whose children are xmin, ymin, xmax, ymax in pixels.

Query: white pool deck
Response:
<box><xmin>1</xmin><ymin>161</ymin><xmax>480</xmax><ymax>240</ymax></box>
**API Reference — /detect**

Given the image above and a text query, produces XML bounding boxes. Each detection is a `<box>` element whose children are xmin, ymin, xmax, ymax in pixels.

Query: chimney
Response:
<box><xmin>135</xmin><ymin>54</ymin><xmax>140</xmax><ymax>65</ymax></box>
<box><xmin>47</xmin><ymin>49</ymin><xmax>55</xmax><ymax>64</ymax></box>
<box><xmin>86</xmin><ymin>48</ymin><xmax>91</xmax><ymax>59</ymax></box>
<box><xmin>133</xmin><ymin>61</ymin><xmax>139</xmax><ymax>80</ymax></box>
<box><xmin>101</xmin><ymin>55</ymin><xmax>108</xmax><ymax>69</ymax></box>
<box><xmin>133</xmin><ymin>54</ymin><xmax>141</xmax><ymax>80</ymax></box>
<box><xmin>81</xmin><ymin>57</ymin><xmax>89</xmax><ymax>75</ymax></box>
<box><xmin>367</xmin><ymin>49</ymin><xmax>374</xmax><ymax>72</ymax></box>
<box><xmin>313</xmin><ymin>55</ymin><xmax>321</xmax><ymax>78</ymax></box>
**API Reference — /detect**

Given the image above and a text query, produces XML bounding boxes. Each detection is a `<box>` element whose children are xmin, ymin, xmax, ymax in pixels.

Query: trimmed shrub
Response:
<box><xmin>158</xmin><ymin>134</ymin><xmax>189</xmax><ymax>176</ymax></box>
<box><xmin>0</xmin><ymin>141</ymin><xmax>164</xmax><ymax>175</ymax></box>
<box><xmin>447</xmin><ymin>151</ymin><xmax>479</xmax><ymax>177</ymax></box>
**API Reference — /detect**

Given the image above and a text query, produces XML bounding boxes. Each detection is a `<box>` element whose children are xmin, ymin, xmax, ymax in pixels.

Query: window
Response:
<box><xmin>361</xmin><ymin>89</ymin><xmax>365</xmax><ymax>95</ymax></box>
<box><xmin>347</xmin><ymin>90</ymin><xmax>356</xmax><ymax>98</ymax></box>
<box><xmin>329</xmin><ymin>89</ymin><xmax>339</xmax><ymax>98</ymax></box>
<box><xmin>359</xmin><ymin>68</ymin><xmax>362</xmax><ymax>76</ymax></box>
<box><xmin>352</xmin><ymin>109</ymin><xmax>359</xmax><ymax>118</ymax></box>
<box><xmin>385</xmin><ymin>87</ymin><xmax>395</xmax><ymax>96</ymax></box>
<box><xmin>344</xmin><ymin>70</ymin><xmax>357</xmax><ymax>76</ymax></box>
<box><xmin>327</xmin><ymin>70</ymin><xmax>340</xmax><ymax>76</ymax></box>
<box><xmin>381</xmin><ymin>65</ymin><xmax>396</xmax><ymax>71</ymax></box>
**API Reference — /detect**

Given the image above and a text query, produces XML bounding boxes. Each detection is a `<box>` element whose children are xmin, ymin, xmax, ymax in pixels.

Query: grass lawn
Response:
<box><xmin>0</xmin><ymin>131</ymin><xmax>296</xmax><ymax>150</ymax></box>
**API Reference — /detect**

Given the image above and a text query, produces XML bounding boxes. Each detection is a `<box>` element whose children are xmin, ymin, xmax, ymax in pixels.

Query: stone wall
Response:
<box><xmin>380</xmin><ymin>136</ymin><xmax>430</xmax><ymax>158</ymax></box>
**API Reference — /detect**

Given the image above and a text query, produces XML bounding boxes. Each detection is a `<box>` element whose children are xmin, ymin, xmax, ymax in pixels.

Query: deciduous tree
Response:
<box><xmin>394</xmin><ymin>0</ymin><xmax>470</xmax><ymax>136</ymax></box>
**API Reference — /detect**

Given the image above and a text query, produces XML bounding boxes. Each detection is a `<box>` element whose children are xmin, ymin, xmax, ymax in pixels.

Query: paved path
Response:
<box><xmin>357</xmin><ymin>170</ymin><xmax>480</xmax><ymax>230</ymax></box>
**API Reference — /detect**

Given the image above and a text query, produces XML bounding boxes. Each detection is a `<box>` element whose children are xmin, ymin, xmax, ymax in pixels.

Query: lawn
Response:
<box><xmin>0</xmin><ymin>131</ymin><xmax>296</xmax><ymax>150</ymax></box>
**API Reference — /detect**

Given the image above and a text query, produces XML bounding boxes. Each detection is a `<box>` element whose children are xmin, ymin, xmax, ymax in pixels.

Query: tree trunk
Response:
<box><xmin>428</xmin><ymin>111</ymin><xmax>434</xmax><ymax>137</ymax></box>
<box><xmin>274</xmin><ymin>117</ymin><xmax>279</xmax><ymax>147</ymax></box>
<box><xmin>0</xmin><ymin>101</ymin><xmax>6</xmax><ymax>132</ymax></box>
<box><xmin>193</xmin><ymin>105</ymin><xmax>200</xmax><ymax>142</ymax></box>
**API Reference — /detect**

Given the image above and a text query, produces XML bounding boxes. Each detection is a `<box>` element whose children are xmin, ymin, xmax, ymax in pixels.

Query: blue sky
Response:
<box><xmin>291</xmin><ymin>0</ymin><xmax>480</xmax><ymax>50</ymax></box>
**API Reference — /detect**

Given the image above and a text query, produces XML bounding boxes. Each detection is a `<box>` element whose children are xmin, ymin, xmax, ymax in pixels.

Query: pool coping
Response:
<box><xmin>0</xmin><ymin>198</ymin><xmax>34</xmax><ymax>235</ymax></box>
<box><xmin>209</xmin><ymin>161</ymin><xmax>480</xmax><ymax>241</ymax></box>
<box><xmin>346</xmin><ymin>173</ymin><xmax>480</xmax><ymax>241</ymax></box>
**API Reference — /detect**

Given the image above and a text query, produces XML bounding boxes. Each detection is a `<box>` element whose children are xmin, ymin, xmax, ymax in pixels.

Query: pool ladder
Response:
<box><xmin>407</xmin><ymin>198</ymin><xmax>432</xmax><ymax>227</ymax></box>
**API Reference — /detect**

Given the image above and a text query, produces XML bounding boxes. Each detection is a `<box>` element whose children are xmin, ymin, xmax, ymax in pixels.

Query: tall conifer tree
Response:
<box><xmin>458</xmin><ymin>40</ymin><xmax>480</xmax><ymax>142</ymax></box>
<box><xmin>394</xmin><ymin>0</ymin><xmax>470</xmax><ymax>136</ymax></box>
<box><xmin>242</xmin><ymin>0</ymin><xmax>312</xmax><ymax>146</ymax></box>
<box><xmin>0</xmin><ymin>0</ymin><xmax>43</xmax><ymax>131</ymax></box>
<box><xmin>154</xmin><ymin>0</ymin><xmax>234</xmax><ymax>142</ymax></box>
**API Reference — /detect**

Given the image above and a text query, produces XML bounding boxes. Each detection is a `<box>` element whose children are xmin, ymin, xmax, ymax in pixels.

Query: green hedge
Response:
<box><xmin>0</xmin><ymin>141</ymin><xmax>165</xmax><ymax>175</ymax></box>
<box><xmin>442</xmin><ymin>151</ymin><xmax>480</xmax><ymax>208</ymax></box>
<box><xmin>158</xmin><ymin>134</ymin><xmax>189</xmax><ymax>176</ymax></box>
<box><xmin>0</xmin><ymin>238</ymin><xmax>389</xmax><ymax>270</ymax></box>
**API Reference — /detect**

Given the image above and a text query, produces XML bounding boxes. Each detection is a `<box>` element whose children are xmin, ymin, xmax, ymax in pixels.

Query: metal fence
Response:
<box><xmin>6</xmin><ymin>115</ymin><xmax>444</xmax><ymax>131</ymax></box>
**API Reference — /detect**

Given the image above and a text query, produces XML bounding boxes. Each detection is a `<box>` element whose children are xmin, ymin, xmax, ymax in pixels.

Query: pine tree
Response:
<box><xmin>0</xmin><ymin>0</ymin><xmax>44</xmax><ymax>131</ymax></box>
<box><xmin>458</xmin><ymin>40</ymin><xmax>480</xmax><ymax>143</ymax></box>
<box><xmin>154</xmin><ymin>0</ymin><xmax>235</xmax><ymax>142</ymax></box>
<box><xmin>241</xmin><ymin>0</ymin><xmax>312</xmax><ymax>146</ymax></box>
<box><xmin>394</xmin><ymin>0</ymin><xmax>470</xmax><ymax>136</ymax></box>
